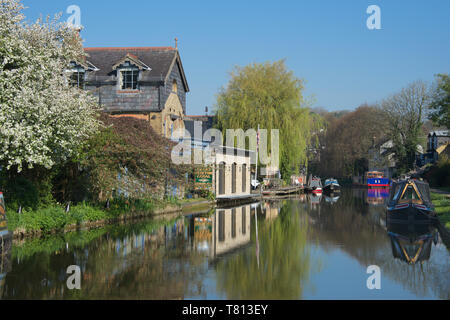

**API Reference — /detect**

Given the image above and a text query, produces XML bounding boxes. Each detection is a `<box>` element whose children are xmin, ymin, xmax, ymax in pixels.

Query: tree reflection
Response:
<box><xmin>214</xmin><ymin>201</ymin><xmax>316</xmax><ymax>299</ymax></box>
<box><xmin>2</xmin><ymin>217</ymin><xmax>209</xmax><ymax>299</ymax></box>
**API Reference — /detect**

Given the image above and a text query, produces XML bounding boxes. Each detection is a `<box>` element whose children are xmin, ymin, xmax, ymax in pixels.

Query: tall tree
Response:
<box><xmin>380</xmin><ymin>81</ymin><xmax>429</xmax><ymax>173</ymax></box>
<box><xmin>428</xmin><ymin>73</ymin><xmax>450</xmax><ymax>129</ymax></box>
<box><xmin>215</xmin><ymin>60</ymin><xmax>314</xmax><ymax>179</ymax></box>
<box><xmin>0</xmin><ymin>0</ymin><xmax>99</xmax><ymax>172</ymax></box>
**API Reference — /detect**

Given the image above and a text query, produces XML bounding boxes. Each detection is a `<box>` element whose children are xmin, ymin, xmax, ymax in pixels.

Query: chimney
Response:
<box><xmin>175</xmin><ymin>37</ymin><xmax>178</xmax><ymax>49</ymax></box>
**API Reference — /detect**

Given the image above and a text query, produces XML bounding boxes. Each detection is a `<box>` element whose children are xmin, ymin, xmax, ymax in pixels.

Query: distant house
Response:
<box><xmin>368</xmin><ymin>140</ymin><xmax>396</xmax><ymax>179</ymax></box>
<box><xmin>427</xmin><ymin>130</ymin><xmax>450</xmax><ymax>162</ymax></box>
<box><xmin>417</xmin><ymin>130</ymin><xmax>450</xmax><ymax>166</ymax></box>
<box><xmin>70</xmin><ymin>46</ymin><xmax>189</xmax><ymax>139</ymax></box>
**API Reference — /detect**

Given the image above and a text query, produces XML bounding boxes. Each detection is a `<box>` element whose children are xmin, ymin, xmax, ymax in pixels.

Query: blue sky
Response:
<box><xmin>22</xmin><ymin>0</ymin><xmax>450</xmax><ymax>114</ymax></box>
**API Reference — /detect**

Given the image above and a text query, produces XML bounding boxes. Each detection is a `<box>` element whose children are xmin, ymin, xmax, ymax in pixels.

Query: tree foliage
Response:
<box><xmin>73</xmin><ymin>114</ymin><xmax>191</xmax><ymax>201</ymax></box>
<box><xmin>317</xmin><ymin>105</ymin><xmax>387</xmax><ymax>178</ymax></box>
<box><xmin>0</xmin><ymin>0</ymin><xmax>99</xmax><ymax>172</ymax></box>
<box><xmin>215</xmin><ymin>60</ymin><xmax>314</xmax><ymax>179</ymax></box>
<box><xmin>428</xmin><ymin>73</ymin><xmax>450</xmax><ymax>129</ymax></box>
<box><xmin>380</xmin><ymin>81</ymin><xmax>429</xmax><ymax>173</ymax></box>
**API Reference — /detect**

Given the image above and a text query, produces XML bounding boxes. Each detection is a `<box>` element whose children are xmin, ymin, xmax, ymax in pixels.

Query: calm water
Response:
<box><xmin>0</xmin><ymin>188</ymin><xmax>449</xmax><ymax>300</ymax></box>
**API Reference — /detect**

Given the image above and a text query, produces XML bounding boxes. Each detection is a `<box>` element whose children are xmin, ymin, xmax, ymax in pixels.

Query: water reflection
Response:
<box><xmin>352</xmin><ymin>187</ymin><xmax>390</xmax><ymax>206</ymax></box>
<box><xmin>214</xmin><ymin>201</ymin><xmax>316</xmax><ymax>299</ymax></box>
<box><xmin>0</xmin><ymin>236</ymin><xmax>11</xmax><ymax>299</ymax></box>
<box><xmin>189</xmin><ymin>205</ymin><xmax>251</xmax><ymax>258</ymax></box>
<box><xmin>324</xmin><ymin>194</ymin><xmax>340</xmax><ymax>204</ymax></box>
<box><xmin>387</xmin><ymin>222</ymin><xmax>437</xmax><ymax>265</ymax></box>
<box><xmin>0</xmin><ymin>189</ymin><xmax>448</xmax><ymax>300</ymax></box>
<box><xmin>308</xmin><ymin>193</ymin><xmax>322</xmax><ymax>209</ymax></box>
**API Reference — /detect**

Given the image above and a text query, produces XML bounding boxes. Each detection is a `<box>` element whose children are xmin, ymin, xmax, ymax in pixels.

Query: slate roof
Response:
<box><xmin>429</xmin><ymin>130</ymin><xmax>450</xmax><ymax>137</ymax></box>
<box><xmin>184</xmin><ymin>118</ymin><xmax>214</xmax><ymax>140</ymax></box>
<box><xmin>83</xmin><ymin>47</ymin><xmax>189</xmax><ymax>91</ymax></box>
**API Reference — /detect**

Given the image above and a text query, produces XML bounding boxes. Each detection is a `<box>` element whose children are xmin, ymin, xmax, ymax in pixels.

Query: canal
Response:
<box><xmin>0</xmin><ymin>188</ymin><xmax>449</xmax><ymax>300</ymax></box>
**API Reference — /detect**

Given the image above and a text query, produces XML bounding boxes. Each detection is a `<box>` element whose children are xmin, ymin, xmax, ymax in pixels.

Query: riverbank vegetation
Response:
<box><xmin>5</xmin><ymin>197</ymin><xmax>171</xmax><ymax>235</ymax></box>
<box><xmin>0</xmin><ymin>1</ymin><xmax>195</xmax><ymax>235</ymax></box>
<box><xmin>431</xmin><ymin>192</ymin><xmax>450</xmax><ymax>228</ymax></box>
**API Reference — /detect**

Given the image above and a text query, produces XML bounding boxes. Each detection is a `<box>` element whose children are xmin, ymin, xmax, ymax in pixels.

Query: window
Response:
<box><xmin>67</xmin><ymin>62</ymin><xmax>85</xmax><ymax>88</ymax></box>
<box><xmin>399</xmin><ymin>185</ymin><xmax>422</xmax><ymax>204</ymax></box>
<box><xmin>69</xmin><ymin>71</ymin><xmax>85</xmax><ymax>88</ymax></box>
<box><xmin>172</xmin><ymin>79</ymin><xmax>177</xmax><ymax>92</ymax></box>
<box><xmin>121</xmin><ymin>69</ymin><xmax>139</xmax><ymax>90</ymax></box>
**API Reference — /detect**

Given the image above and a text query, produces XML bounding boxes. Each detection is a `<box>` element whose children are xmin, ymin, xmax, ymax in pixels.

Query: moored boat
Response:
<box><xmin>308</xmin><ymin>176</ymin><xmax>323</xmax><ymax>194</ymax></box>
<box><xmin>365</xmin><ymin>171</ymin><xmax>390</xmax><ymax>188</ymax></box>
<box><xmin>386</xmin><ymin>179</ymin><xmax>436</xmax><ymax>224</ymax></box>
<box><xmin>323</xmin><ymin>178</ymin><xmax>340</xmax><ymax>193</ymax></box>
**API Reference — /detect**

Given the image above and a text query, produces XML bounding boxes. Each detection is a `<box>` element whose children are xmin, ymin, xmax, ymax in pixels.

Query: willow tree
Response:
<box><xmin>215</xmin><ymin>60</ymin><xmax>313</xmax><ymax>179</ymax></box>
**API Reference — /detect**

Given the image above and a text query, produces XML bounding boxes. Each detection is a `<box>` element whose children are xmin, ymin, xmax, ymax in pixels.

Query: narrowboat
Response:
<box><xmin>323</xmin><ymin>178</ymin><xmax>340</xmax><ymax>193</ymax></box>
<box><xmin>386</xmin><ymin>179</ymin><xmax>436</xmax><ymax>224</ymax></box>
<box><xmin>365</xmin><ymin>171</ymin><xmax>390</xmax><ymax>188</ymax></box>
<box><xmin>308</xmin><ymin>176</ymin><xmax>323</xmax><ymax>194</ymax></box>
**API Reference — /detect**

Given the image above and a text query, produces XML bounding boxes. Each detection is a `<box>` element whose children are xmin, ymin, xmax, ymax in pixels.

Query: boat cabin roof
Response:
<box><xmin>388</xmin><ymin>179</ymin><xmax>432</xmax><ymax>206</ymax></box>
<box><xmin>365</xmin><ymin>171</ymin><xmax>384</xmax><ymax>178</ymax></box>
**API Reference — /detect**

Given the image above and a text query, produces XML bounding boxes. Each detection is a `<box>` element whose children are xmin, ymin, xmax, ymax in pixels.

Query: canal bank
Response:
<box><xmin>6</xmin><ymin>193</ymin><xmax>264</xmax><ymax>239</ymax></box>
<box><xmin>7</xmin><ymin>198</ymin><xmax>217</xmax><ymax>240</ymax></box>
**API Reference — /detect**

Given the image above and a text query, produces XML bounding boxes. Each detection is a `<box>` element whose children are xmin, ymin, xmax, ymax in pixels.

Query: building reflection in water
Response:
<box><xmin>189</xmin><ymin>204</ymin><xmax>253</xmax><ymax>258</ymax></box>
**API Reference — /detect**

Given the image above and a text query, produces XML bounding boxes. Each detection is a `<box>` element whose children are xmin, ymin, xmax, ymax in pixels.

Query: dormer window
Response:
<box><xmin>112</xmin><ymin>54</ymin><xmax>151</xmax><ymax>92</ymax></box>
<box><xmin>67</xmin><ymin>62</ymin><xmax>86</xmax><ymax>89</ymax></box>
<box><xmin>120</xmin><ymin>62</ymin><xmax>139</xmax><ymax>90</ymax></box>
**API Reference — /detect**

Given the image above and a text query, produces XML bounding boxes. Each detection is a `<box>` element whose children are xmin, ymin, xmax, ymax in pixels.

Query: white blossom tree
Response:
<box><xmin>0</xmin><ymin>0</ymin><xmax>99</xmax><ymax>172</ymax></box>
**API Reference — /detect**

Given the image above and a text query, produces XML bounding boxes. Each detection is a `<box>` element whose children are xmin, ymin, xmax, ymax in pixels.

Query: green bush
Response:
<box><xmin>425</xmin><ymin>156</ymin><xmax>450</xmax><ymax>187</ymax></box>
<box><xmin>19</xmin><ymin>206</ymin><xmax>67</xmax><ymax>232</ymax></box>
<box><xmin>69</xmin><ymin>202</ymin><xmax>105</xmax><ymax>223</ymax></box>
<box><xmin>1</xmin><ymin>176</ymin><xmax>39</xmax><ymax>210</ymax></box>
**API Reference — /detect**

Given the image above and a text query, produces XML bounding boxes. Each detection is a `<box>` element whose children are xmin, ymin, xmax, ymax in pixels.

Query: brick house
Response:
<box><xmin>71</xmin><ymin>46</ymin><xmax>189</xmax><ymax>138</ymax></box>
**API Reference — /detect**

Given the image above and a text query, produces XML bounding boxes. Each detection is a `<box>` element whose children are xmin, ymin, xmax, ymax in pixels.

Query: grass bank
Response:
<box><xmin>6</xmin><ymin>197</ymin><xmax>214</xmax><ymax>238</ymax></box>
<box><xmin>431</xmin><ymin>192</ymin><xmax>450</xmax><ymax>229</ymax></box>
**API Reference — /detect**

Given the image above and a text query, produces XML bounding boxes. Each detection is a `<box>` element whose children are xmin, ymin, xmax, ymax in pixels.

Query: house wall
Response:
<box><xmin>86</xmin><ymin>81</ymin><xmax>161</xmax><ymax>113</ymax></box>
<box><xmin>162</xmin><ymin>61</ymin><xmax>187</xmax><ymax>114</ymax></box>
<box><xmin>85</xmin><ymin>61</ymin><xmax>187</xmax><ymax>139</ymax></box>
<box><xmin>214</xmin><ymin>152</ymin><xmax>251</xmax><ymax>197</ymax></box>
